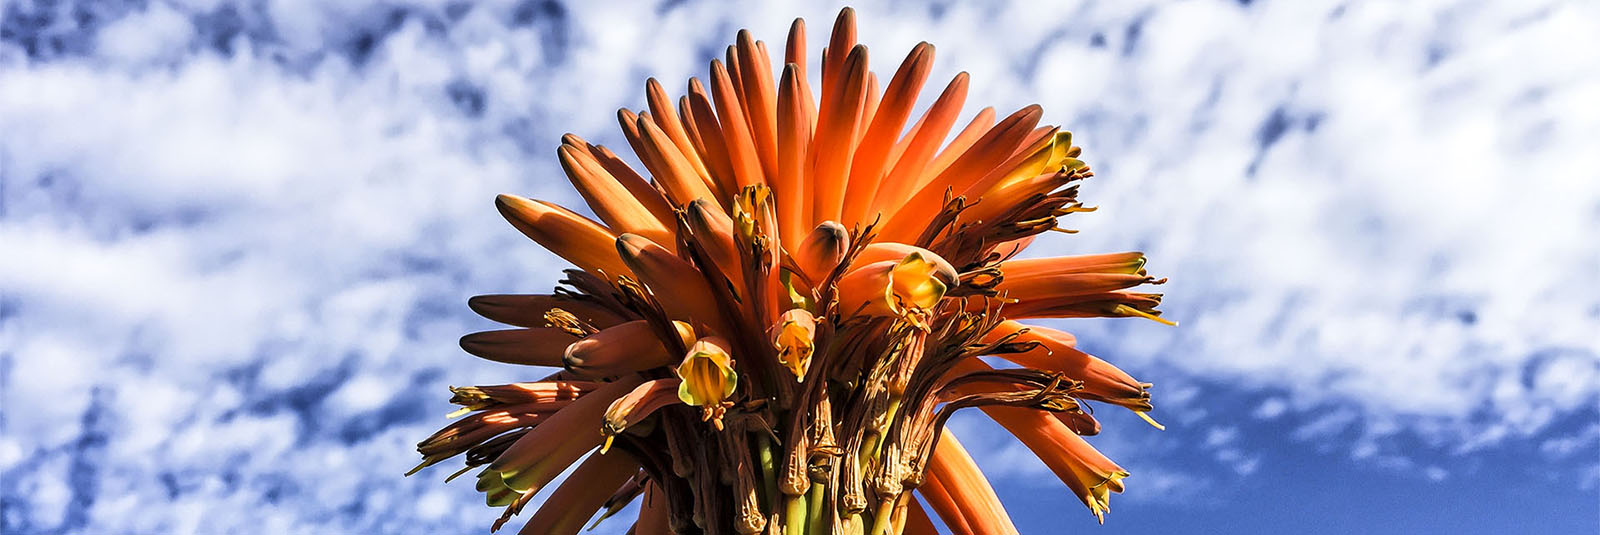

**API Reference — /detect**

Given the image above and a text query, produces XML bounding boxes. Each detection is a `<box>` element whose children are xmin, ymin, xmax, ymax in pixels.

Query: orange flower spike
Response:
<box><xmin>1015</xmin><ymin>347</ymin><xmax>1155</xmax><ymax>415</ymax></box>
<box><xmin>784</xmin><ymin>18</ymin><xmax>818</xmax><ymax>132</ymax></box>
<box><xmin>917</xmin><ymin>106</ymin><xmax>996</xmax><ymax>191</ymax></box>
<box><xmin>916</xmin><ymin>471</ymin><xmax>972</xmax><ymax>535</ymax></box>
<box><xmin>565</xmin><ymin>138</ymin><xmax>678</xmax><ymax>230</ymax></box>
<box><xmin>774</xmin><ymin>63</ymin><xmax>813</xmax><ymax>245</ymax></box>
<box><xmin>810</xmin><ymin>44</ymin><xmax>870</xmax><ymax>225</ymax></box>
<box><xmin>771</xmin><ymin>308</ymin><xmax>817</xmax><ymax>380</ymax></box>
<box><xmin>882</xmin><ymin>113</ymin><xmax>920</xmax><ymax>173</ymax></box>
<box><xmin>495</xmin><ymin>195</ymin><xmax>633</xmax><ymax>280</ymax></box>
<box><xmin>842</xmin><ymin>42</ymin><xmax>935</xmax><ymax>227</ymax></box>
<box><xmin>902</xmin><ymin>495</ymin><xmax>939</xmax><ymax>535</ymax></box>
<box><xmin>615</xmin><ymin>234</ymin><xmax>731</xmax><ymax>336</ymax></box>
<box><xmin>556</xmin><ymin>144</ymin><xmax>675</xmax><ymax>247</ymax></box>
<box><xmin>819</xmin><ymin>8</ymin><xmax>857</xmax><ymax>119</ymax></box>
<box><xmin>981</xmin><ymin>321</ymin><xmax>1157</xmax><ymax>416</ymax></box>
<box><xmin>835</xmin><ymin>251</ymin><xmax>950</xmax><ymax>327</ymax></box>
<box><xmin>459</xmin><ymin>328</ymin><xmax>577</xmax><ymax>368</ymax></box>
<box><xmin>709</xmin><ymin>59</ymin><xmax>766</xmax><ymax>190</ymax></box>
<box><xmin>601</xmin><ymin>378</ymin><xmax>685</xmax><ymax>453</ymax></box>
<box><xmin>926</xmin><ymin>430</ymin><xmax>1021</xmax><ymax>535</ymax></box>
<box><xmin>634</xmin><ymin>484</ymin><xmax>672</xmax><ymax>535</ymax></box>
<box><xmin>636</xmin><ymin>114</ymin><xmax>721</xmax><ymax>208</ymax></box>
<box><xmin>792</xmin><ymin>221</ymin><xmax>850</xmax><ymax>285</ymax></box>
<box><xmin>491</xmin><ymin>375</ymin><xmax>645</xmax><ymax>493</ymax></box>
<box><xmin>685</xmin><ymin>79</ymin><xmax>740</xmax><ymax>204</ymax></box>
<box><xmin>645</xmin><ymin>78</ymin><xmax>711</xmax><ymax>182</ymax></box>
<box><xmin>467</xmin><ymin>294</ymin><xmax>627</xmax><ymax>330</ymax></box>
<box><xmin>857</xmin><ymin>72</ymin><xmax>881</xmax><ymax>141</ymax></box>
<box><xmin>563</xmin><ymin>320</ymin><xmax>696</xmax><ymax>377</ymax></box>
<box><xmin>516</xmin><ymin>450</ymin><xmax>642</xmax><ymax>535</ymax></box>
<box><xmin>881</xmin><ymin>105</ymin><xmax>1042</xmax><ymax>242</ymax></box>
<box><xmin>735</xmin><ymin>30</ymin><xmax>779</xmax><ymax>180</ymax></box>
<box><xmin>996</xmin><ymin>271</ymin><xmax>1157</xmax><ymax>302</ymax></box>
<box><xmin>723</xmin><ymin>46</ymin><xmax>747</xmax><ymax>110</ymax></box>
<box><xmin>985</xmin><ymin>406</ymin><xmax>1129</xmax><ymax>524</ymax></box>
<box><xmin>685</xmin><ymin>199</ymin><xmax>744</xmax><ymax>291</ymax></box>
<box><xmin>867</xmin><ymin>73</ymin><xmax>971</xmax><ymax>215</ymax></box>
<box><xmin>998</xmin><ymin>252</ymin><xmax>1147</xmax><ymax>277</ymax></box>
<box><xmin>676</xmin><ymin>337</ymin><xmax>738</xmax><ymax>409</ymax></box>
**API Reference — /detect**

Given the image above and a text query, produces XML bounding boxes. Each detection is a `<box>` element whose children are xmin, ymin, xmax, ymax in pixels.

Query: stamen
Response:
<box><xmin>1135</xmin><ymin>411</ymin><xmax>1166</xmax><ymax>431</ymax></box>
<box><xmin>1112</xmin><ymin>304</ymin><xmax>1178</xmax><ymax>326</ymax></box>
<box><xmin>543</xmin><ymin>308</ymin><xmax>598</xmax><ymax>336</ymax></box>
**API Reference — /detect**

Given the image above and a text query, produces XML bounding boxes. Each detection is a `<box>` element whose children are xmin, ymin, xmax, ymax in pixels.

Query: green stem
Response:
<box><xmin>805</xmin><ymin>481</ymin><xmax>828</xmax><ymax>535</ymax></box>
<box><xmin>757</xmin><ymin>434</ymin><xmax>780</xmax><ymax>512</ymax></box>
<box><xmin>867</xmin><ymin>501</ymin><xmax>896</xmax><ymax>535</ymax></box>
<box><xmin>785</xmin><ymin>494</ymin><xmax>808</xmax><ymax>535</ymax></box>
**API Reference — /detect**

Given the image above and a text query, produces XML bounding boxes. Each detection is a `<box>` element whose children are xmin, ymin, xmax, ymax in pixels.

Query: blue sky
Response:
<box><xmin>1</xmin><ymin>0</ymin><xmax>1596</xmax><ymax>533</ymax></box>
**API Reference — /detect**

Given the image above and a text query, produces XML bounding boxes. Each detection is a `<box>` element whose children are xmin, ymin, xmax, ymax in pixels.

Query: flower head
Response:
<box><xmin>413</xmin><ymin>8</ymin><xmax>1176</xmax><ymax>534</ymax></box>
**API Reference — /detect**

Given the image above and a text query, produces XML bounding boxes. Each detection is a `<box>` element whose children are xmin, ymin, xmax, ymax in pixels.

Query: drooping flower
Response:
<box><xmin>412</xmin><ymin>8</ymin><xmax>1175</xmax><ymax>534</ymax></box>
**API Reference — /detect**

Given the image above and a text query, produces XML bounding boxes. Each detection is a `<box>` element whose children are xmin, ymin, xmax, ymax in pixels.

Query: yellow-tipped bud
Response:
<box><xmin>835</xmin><ymin>250</ymin><xmax>950</xmax><ymax>327</ymax></box>
<box><xmin>602</xmin><ymin>378</ymin><xmax>685</xmax><ymax>453</ymax></box>
<box><xmin>771</xmin><ymin>308</ymin><xmax>817</xmax><ymax>380</ymax></box>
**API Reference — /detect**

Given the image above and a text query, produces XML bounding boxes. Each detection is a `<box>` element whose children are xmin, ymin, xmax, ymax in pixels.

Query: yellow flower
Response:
<box><xmin>676</xmin><ymin>337</ymin><xmax>737</xmax><ymax>407</ymax></box>
<box><xmin>772</xmin><ymin>308</ymin><xmax>817</xmax><ymax>380</ymax></box>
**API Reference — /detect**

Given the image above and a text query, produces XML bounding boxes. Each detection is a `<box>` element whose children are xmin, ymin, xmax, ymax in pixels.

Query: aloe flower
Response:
<box><xmin>413</xmin><ymin>8</ymin><xmax>1173</xmax><ymax>535</ymax></box>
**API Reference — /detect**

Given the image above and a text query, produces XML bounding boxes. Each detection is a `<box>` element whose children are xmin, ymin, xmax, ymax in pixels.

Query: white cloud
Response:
<box><xmin>1</xmin><ymin>0</ymin><xmax>1596</xmax><ymax>531</ymax></box>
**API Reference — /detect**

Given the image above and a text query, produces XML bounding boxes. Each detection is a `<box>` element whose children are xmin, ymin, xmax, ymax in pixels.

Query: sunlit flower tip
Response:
<box><xmin>853</xmin><ymin>243</ymin><xmax>958</xmax><ymax>287</ymax></box>
<box><xmin>835</xmin><ymin>251</ymin><xmax>950</xmax><ymax>326</ymax></box>
<box><xmin>475</xmin><ymin>468</ymin><xmax>523</xmax><ymax>507</ymax></box>
<box><xmin>602</xmin><ymin>378</ymin><xmax>685</xmax><ymax>453</ymax></box>
<box><xmin>985</xmin><ymin>323</ymin><xmax>1155</xmax><ymax>413</ymax></box>
<box><xmin>562</xmin><ymin>320</ymin><xmax>695</xmax><ymax>377</ymax></box>
<box><xmin>676</xmin><ymin>337</ymin><xmax>738</xmax><ymax>408</ymax></box>
<box><xmin>516</xmin><ymin>450</ymin><xmax>642</xmax><ymax>535</ymax></box>
<box><xmin>771</xmin><ymin>308</ymin><xmax>817</xmax><ymax>380</ymax></box>
<box><xmin>490</xmin><ymin>377</ymin><xmax>644</xmax><ymax>493</ymax></box>
<box><xmin>1135</xmin><ymin>411</ymin><xmax>1165</xmax><ymax>431</ymax></box>
<box><xmin>990</xmin><ymin>130</ymin><xmax>1079</xmax><ymax>192</ymax></box>
<box><xmin>792</xmin><ymin>221</ymin><xmax>850</xmax><ymax>283</ymax></box>
<box><xmin>1112</xmin><ymin>303</ymin><xmax>1178</xmax><ymax>326</ymax></box>
<box><xmin>494</xmin><ymin>194</ymin><xmax>632</xmax><ymax>279</ymax></box>
<box><xmin>990</xmin><ymin>408</ymin><xmax>1130</xmax><ymax>523</ymax></box>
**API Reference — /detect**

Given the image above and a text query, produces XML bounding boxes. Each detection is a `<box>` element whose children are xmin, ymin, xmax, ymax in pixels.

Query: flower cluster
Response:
<box><xmin>412</xmin><ymin>8</ymin><xmax>1171</xmax><ymax>535</ymax></box>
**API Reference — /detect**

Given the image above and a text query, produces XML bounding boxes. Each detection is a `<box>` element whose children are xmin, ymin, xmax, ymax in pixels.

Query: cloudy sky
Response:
<box><xmin>1</xmin><ymin>0</ymin><xmax>1596</xmax><ymax>533</ymax></box>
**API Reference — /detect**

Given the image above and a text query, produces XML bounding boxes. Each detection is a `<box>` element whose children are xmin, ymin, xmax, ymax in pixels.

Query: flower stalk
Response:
<box><xmin>413</xmin><ymin>7</ymin><xmax>1175</xmax><ymax>534</ymax></box>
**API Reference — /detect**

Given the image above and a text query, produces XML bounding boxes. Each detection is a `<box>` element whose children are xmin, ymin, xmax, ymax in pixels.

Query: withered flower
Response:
<box><xmin>413</xmin><ymin>8</ymin><xmax>1174</xmax><ymax>534</ymax></box>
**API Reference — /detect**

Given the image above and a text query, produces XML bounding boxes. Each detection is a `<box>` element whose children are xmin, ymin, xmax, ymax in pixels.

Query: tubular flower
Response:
<box><xmin>676</xmin><ymin>337</ymin><xmax>738</xmax><ymax>409</ymax></box>
<box><xmin>414</xmin><ymin>8</ymin><xmax>1177</xmax><ymax>534</ymax></box>
<box><xmin>771</xmin><ymin>308</ymin><xmax>817</xmax><ymax>380</ymax></box>
<box><xmin>835</xmin><ymin>247</ymin><xmax>955</xmax><ymax>328</ymax></box>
